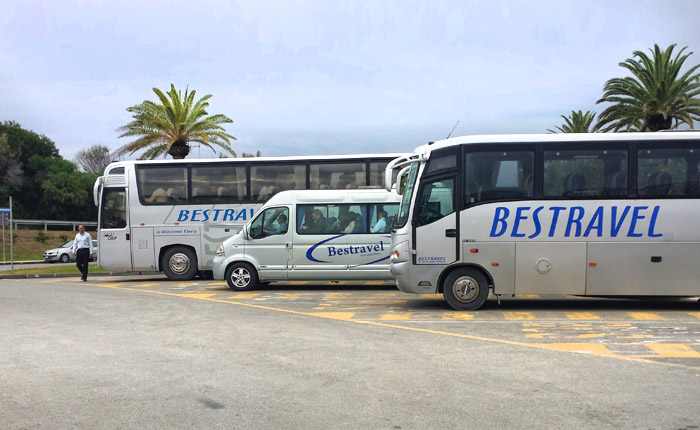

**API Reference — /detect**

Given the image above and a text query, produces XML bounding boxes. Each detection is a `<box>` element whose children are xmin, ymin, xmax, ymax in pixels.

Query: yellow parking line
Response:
<box><xmin>208</xmin><ymin>282</ymin><xmax>227</xmax><ymax>287</ymax></box>
<box><xmin>364</xmin><ymin>281</ymin><xmax>386</xmax><ymax>285</ymax></box>
<box><xmin>178</xmin><ymin>293</ymin><xmax>216</xmax><ymax>299</ymax></box>
<box><xmin>688</xmin><ymin>312</ymin><xmax>700</xmax><ymax>320</ymax></box>
<box><xmin>132</xmin><ymin>282</ymin><xmax>160</xmax><ymax>288</ymax></box>
<box><xmin>441</xmin><ymin>312</ymin><xmax>474</xmax><ymax>320</ymax></box>
<box><xmin>537</xmin><ymin>343</ymin><xmax>615</xmax><ymax>356</ymax></box>
<box><xmin>644</xmin><ymin>344</ymin><xmax>700</xmax><ymax>358</ymax></box>
<box><xmin>288</xmin><ymin>281</ymin><xmax>309</xmax><ymax>285</ymax></box>
<box><xmin>419</xmin><ymin>294</ymin><xmax>442</xmax><ymax>299</ymax></box>
<box><xmin>379</xmin><ymin>312</ymin><xmax>413</xmax><ymax>321</ymax></box>
<box><xmin>278</xmin><ymin>293</ymin><xmax>303</xmax><ymax>299</ymax></box>
<box><xmin>628</xmin><ymin>312</ymin><xmax>665</xmax><ymax>320</ymax></box>
<box><xmin>516</xmin><ymin>294</ymin><xmax>542</xmax><ymax>299</ymax></box>
<box><xmin>504</xmin><ymin>312</ymin><xmax>536</xmax><ymax>320</ymax></box>
<box><xmin>230</xmin><ymin>293</ymin><xmax>261</xmax><ymax>299</ymax></box>
<box><xmin>564</xmin><ymin>312</ymin><xmax>601</xmax><ymax>320</ymax></box>
<box><xmin>324</xmin><ymin>293</ymin><xmax>350</xmax><ymax>299</ymax></box>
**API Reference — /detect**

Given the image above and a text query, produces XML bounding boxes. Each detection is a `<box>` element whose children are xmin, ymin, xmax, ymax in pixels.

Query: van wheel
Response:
<box><xmin>443</xmin><ymin>268</ymin><xmax>489</xmax><ymax>311</ymax></box>
<box><xmin>162</xmin><ymin>247</ymin><xmax>198</xmax><ymax>281</ymax></box>
<box><xmin>226</xmin><ymin>263</ymin><xmax>258</xmax><ymax>291</ymax></box>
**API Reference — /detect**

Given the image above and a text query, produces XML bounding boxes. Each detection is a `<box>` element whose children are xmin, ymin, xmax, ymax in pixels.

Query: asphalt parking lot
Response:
<box><xmin>2</xmin><ymin>276</ymin><xmax>700</xmax><ymax>429</ymax></box>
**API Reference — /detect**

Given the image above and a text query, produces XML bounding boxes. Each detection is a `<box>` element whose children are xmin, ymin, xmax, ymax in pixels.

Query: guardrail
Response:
<box><xmin>9</xmin><ymin>219</ymin><xmax>98</xmax><ymax>231</ymax></box>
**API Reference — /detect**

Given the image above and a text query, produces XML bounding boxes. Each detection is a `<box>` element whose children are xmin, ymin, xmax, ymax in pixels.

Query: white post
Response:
<box><xmin>9</xmin><ymin>196</ymin><xmax>13</xmax><ymax>271</ymax></box>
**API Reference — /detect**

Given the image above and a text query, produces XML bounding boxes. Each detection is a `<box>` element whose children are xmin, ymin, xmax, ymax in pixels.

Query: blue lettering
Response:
<box><xmin>565</xmin><ymin>207</ymin><xmax>585</xmax><ymax>237</ymax></box>
<box><xmin>528</xmin><ymin>206</ymin><xmax>544</xmax><ymax>239</ymax></box>
<box><xmin>648</xmin><ymin>206</ymin><xmax>662</xmax><ymax>238</ymax></box>
<box><xmin>610</xmin><ymin>206</ymin><xmax>630</xmax><ymax>237</ymax></box>
<box><xmin>584</xmin><ymin>206</ymin><xmax>604</xmax><ymax>237</ymax></box>
<box><xmin>327</xmin><ymin>247</ymin><xmax>337</xmax><ymax>257</ymax></box>
<box><xmin>177</xmin><ymin>210</ymin><xmax>190</xmax><ymax>222</ymax></box>
<box><xmin>249</xmin><ymin>209</ymin><xmax>255</xmax><ymax>219</ymax></box>
<box><xmin>548</xmin><ymin>207</ymin><xmax>566</xmax><ymax>237</ymax></box>
<box><xmin>202</xmin><ymin>209</ymin><xmax>210</xmax><ymax>222</ymax></box>
<box><xmin>223</xmin><ymin>209</ymin><xmax>235</xmax><ymax>221</ymax></box>
<box><xmin>235</xmin><ymin>210</ymin><xmax>247</xmax><ymax>221</ymax></box>
<box><xmin>628</xmin><ymin>206</ymin><xmax>647</xmax><ymax>237</ymax></box>
<box><xmin>191</xmin><ymin>210</ymin><xmax>201</xmax><ymax>222</ymax></box>
<box><xmin>490</xmin><ymin>207</ymin><xmax>509</xmax><ymax>237</ymax></box>
<box><xmin>212</xmin><ymin>209</ymin><xmax>222</xmax><ymax>221</ymax></box>
<box><xmin>512</xmin><ymin>207</ymin><xmax>530</xmax><ymax>238</ymax></box>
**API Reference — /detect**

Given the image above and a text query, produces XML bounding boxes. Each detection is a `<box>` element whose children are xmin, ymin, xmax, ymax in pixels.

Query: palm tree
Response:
<box><xmin>548</xmin><ymin>110</ymin><xmax>597</xmax><ymax>133</ymax></box>
<box><xmin>116</xmin><ymin>84</ymin><xmax>236</xmax><ymax>159</ymax></box>
<box><xmin>596</xmin><ymin>44</ymin><xmax>700</xmax><ymax>132</ymax></box>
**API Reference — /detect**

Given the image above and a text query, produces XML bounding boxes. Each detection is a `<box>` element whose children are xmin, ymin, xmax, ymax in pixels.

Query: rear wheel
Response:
<box><xmin>225</xmin><ymin>263</ymin><xmax>258</xmax><ymax>291</ymax></box>
<box><xmin>443</xmin><ymin>268</ymin><xmax>489</xmax><ymax>311</ymax></box>
<box><xmin>162</xmin><ymin>247</ymin><xmax>198</xmax><ymax>281</ymax></box>
<box><xmin>59</xmin><ymin>253</ymin><xmax>70</xmax><ymax>263</ymax></box>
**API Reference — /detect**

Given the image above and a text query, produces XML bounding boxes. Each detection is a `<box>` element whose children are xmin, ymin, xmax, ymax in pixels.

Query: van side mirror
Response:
<box><xmin>242</xmin><ymin>225</ymin><xmax>251</xmax><ymax>240</ymax></box>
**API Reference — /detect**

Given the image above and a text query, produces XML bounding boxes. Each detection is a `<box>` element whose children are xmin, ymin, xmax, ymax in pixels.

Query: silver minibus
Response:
<box><xmin>212</xmin><ymin>189</ymin><xmax>401</xmax><ymax>290</ymax></box>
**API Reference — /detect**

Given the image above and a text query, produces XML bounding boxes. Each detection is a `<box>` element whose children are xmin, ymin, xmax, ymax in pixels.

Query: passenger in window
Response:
<box><xmin>371</xmin><ymin>210</ymin><xmax>388</xmax><ymax>233</ymax></box>
<box><xmin>146</xmin><ymin>187</ymin><xmax>168</xmax><ymax>203</ymax></box>
<box><xmin>264</xmin><ymin>214</ymin><xmax>288</xmax><ymax>235</ymax></box>
<box><xmin>300</xmin><ymin>209</ymin><xmax>326</xmax><ymax>234</ymax></box>
<box><xmin>166</xmin><ymin>188</ymin><xmax>184</xmax><ymax>202</ymax></box>
<box><xmin>342</xmin><ymin>212</ymin><xmax>360</xmax><ymax>233</ymax></box>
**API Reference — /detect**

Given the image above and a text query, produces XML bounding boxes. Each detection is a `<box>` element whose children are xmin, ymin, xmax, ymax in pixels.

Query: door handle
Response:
<box><xmin>445</xmin><ymin>229</ymin><xmax>457</xmax><ymax>238</ymax></box>
<box><xmin>126</xmin><ymin>233</ymin><xmax>130</xmax><ymax>240</ymax></box>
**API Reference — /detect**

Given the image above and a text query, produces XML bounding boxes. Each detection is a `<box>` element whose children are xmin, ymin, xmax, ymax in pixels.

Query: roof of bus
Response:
<box><xmin>263</xmin><ymin>188</ymin><xmax>400</xmax><ymax>206</ymax></box>
<box><xmin>414</xmin><ymin>131</ymin><xmax>700</xmax><ymax>154</ymax></box>
<box><xmin>103</xmin><ymin>152</ymin><xmax>408</xmax><ymax>172</ymax></box>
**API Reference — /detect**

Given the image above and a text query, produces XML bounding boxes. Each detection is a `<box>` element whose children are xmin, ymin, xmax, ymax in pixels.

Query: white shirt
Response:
<box><xmin>72</xmin><ymin>231</ymin><xmax>94</xmax><ymax>254</ymax></box>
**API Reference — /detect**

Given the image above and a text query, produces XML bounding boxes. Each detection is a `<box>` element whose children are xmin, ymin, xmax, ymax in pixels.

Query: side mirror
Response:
<box><xmin>241</xmin><ymin>225</ymin><xmax>251</xmax><ymax>240</ymax></box>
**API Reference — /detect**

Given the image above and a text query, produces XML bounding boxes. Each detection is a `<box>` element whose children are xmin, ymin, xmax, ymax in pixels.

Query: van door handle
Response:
<box><xmin>285</xmin><ymin>243</ymin><xmax>292</xmax><ymax>249</ymax></box>
<box><xmin>445</xmin><ymin>229</ymin><xmax>457</xmax><ymax>238</ymax></box>
<box><xmin>126</xmin><ymin>233</ymin><xmax>130</xmax><ymax>240</ymax></box>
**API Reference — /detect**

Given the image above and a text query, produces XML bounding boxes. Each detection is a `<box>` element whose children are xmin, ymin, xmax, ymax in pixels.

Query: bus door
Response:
<box><xmin>98</xmin><ymin>188</ymin><xmax>133</xmax><ymax>271</ymax></box>
<box><xmin>413</xmin><ymin>177</ymin><xmax>458</xmax><ymax>265</ymax></box>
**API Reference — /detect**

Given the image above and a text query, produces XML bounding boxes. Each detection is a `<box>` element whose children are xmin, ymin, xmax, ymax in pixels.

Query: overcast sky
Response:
<box><xmin>1</xmin><ymin>0</ymin><xmax>699</xmax><ymax>161</ymax></box>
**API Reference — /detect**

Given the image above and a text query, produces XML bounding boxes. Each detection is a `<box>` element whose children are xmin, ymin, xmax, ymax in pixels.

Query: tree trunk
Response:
<box><xmin>168</xmin><ymin>140</ymin><xmax>190</xmax><ymax>159</ymax></box>
<box><xmin>647</xmin><ymin>114</ymin><xmax>672</xmax><ymax>132</ymax></box>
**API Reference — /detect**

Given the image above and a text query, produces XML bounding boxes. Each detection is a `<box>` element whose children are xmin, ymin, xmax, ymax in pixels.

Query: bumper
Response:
<box><xmin>212</xmin><ymin>256</ymin><xmax>227</xmax><ymax>280</ymax></box>
<box><xmin>391</xmin><ymin>261</ymin><xmax>440</xmax><ymax>294</ymax></box>
<box><xmin>43</xmin><ymin>255</ymin><xmax>60</xmax><ymax>262</ymax></box>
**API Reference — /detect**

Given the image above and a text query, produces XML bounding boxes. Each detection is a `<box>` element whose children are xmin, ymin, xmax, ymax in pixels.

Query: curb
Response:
<box><xmin>0</xmin><ymin>271</ymin><xmax>148</xmax><ymax>280</ymax></box>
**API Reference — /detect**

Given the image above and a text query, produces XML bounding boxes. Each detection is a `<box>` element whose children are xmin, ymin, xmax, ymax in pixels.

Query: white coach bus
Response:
<box><xmin>93</xmin><ymin>153</ymin><xmax>403</xmax><ymax>280</ymax></box>
<box><xmin>385</xmin><ymin>132</ymin><xmax>700</xmax><ymax>310</ymax></box>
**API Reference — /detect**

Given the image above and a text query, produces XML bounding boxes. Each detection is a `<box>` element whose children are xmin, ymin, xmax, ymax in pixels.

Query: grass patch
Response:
<box><xmin>4</xmin><ymin>263</ymin><xmax>110</xmax><ymax>276</ymax></box>
<box><xmin>0</xmin><ymin>228</ymin><xmax>95</xmax><ymax>262</ymax></box>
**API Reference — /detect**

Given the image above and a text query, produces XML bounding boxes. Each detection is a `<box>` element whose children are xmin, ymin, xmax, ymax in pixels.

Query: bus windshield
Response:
<box><xmin>395</xmin><ymin>162</ymin><xmax>419</xmax><ymax>228</ymax></box>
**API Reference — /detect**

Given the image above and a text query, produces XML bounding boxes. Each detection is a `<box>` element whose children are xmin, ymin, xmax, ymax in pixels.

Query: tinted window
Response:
<box><xmin>137</xmin><ymin>166</ymin><xmax>188</xmax><ymax>204</ymax></box>
<box><xmin>368</xmin><ymin>203</ymin><xmax>399</xmax><ymax>233</ymax></box>
<box><xmin>296</xmin><ymin>204</ymin><xmax>368</xmax><ymax>234</ymax></box>
<box><xmin>417</xmin><ymin>179</ymin><xmax>454</xmax><ymax>227</ymax></box>
<box><xmin>544</xmin><ymin>149</ymin><xmax>627</xmax><ymax>198</ymax></box>
<box><xmin>309</xmin><ymin>162</ymin><xmax>365</xmax><ymax>190</ymax></box>
<box><xmin>191</xmin><ymin>165</ymin><xmax>247</xmax><ymax>203</ymax></box>
<box><xmin>638</xmin><ymin>146</ymin><xmax>699</xmax><ymax>197</ymax></box>
<box><xmin>465</xmin><ymin>150</ymin><xmax>534</xmax><ymax>205</ymax></box>
<box><xmin>101</xmin><ymin>189</ymin><xmax>127</xmax><ymax>229</ymax></box>
<box><xmin>250</xmin><ymin>164</ymin><xmax>305</xmax><ymax>201</ymax></box>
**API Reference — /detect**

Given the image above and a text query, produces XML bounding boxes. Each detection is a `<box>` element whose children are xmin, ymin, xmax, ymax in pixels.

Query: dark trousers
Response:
<box><xmin>76</xmin><ymin>248</ymin><xmax>90</xmax><ymax>280</ymax></box>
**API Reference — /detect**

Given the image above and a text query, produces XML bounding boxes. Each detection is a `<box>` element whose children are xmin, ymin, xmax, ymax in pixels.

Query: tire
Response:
<box><xmin>225</xmin><ymin>262</ymin><xmax>258</xmax><ymax>291</ymax></box>
<box><xmin>59</xmin><ymin>253</ymin><xmax>70</xmax><ymax>263</ymax></box>
<box><xmin>442</xmin><ymin>268</ymin><xmax>490</xmax><ymax>311</ymax></box>
<box><xmin>162</xmin><ymin>247</ymin><xmax>198</xmax><ymax>281</ymax></box>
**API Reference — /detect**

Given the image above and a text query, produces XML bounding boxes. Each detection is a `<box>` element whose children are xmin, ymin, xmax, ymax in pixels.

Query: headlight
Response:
<box><xmin>215</xmin><ymin>243</ymin><xmax>225</xmax><ymax>256</ymax></box>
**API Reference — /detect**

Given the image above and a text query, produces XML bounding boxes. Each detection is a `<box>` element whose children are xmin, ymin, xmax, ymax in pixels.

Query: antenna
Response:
<box><xmin>446</xmin><ymin>121</ymin><xmax>460</xmax><ymax>139</ymax></box>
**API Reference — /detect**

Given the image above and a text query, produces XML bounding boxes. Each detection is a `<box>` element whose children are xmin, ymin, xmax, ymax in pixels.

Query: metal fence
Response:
<box><xmin>10</xmin><ymin>219</ymin><xmax>98</xmax><ymax>231</ymax></box>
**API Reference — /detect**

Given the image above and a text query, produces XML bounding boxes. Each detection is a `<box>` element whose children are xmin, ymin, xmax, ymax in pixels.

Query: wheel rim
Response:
<box><xmin>169</xmin><ymin>253</ymin><xmax>191</xmax><ymax>275</ymax></box>
<box><xmin>61</xmin><ymin>255</ymin><xmax>69</xmax><ymax>263</ymax></box>
<box><xmin>451</xmin><ymin>276</ymin><xmax>479</xmax><ymax>303</ymax></box>
<box><xmin>230</xmin><ymin>267</ymin><xmax>251</xmax><ymax>288</ymax></box>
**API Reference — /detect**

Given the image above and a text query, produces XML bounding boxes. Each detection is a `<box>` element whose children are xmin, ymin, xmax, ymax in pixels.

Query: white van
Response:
<box><xmin>212</xmin><ymin>189</ymin><xmax>401</xmax><ymax>290</ymax></box>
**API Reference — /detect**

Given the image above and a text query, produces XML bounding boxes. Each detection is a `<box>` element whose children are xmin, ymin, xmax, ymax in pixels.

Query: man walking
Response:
<box><xmin>71</xmin><ymin>225</ymin><xmax>94</xmax><ymax>282</ymax></box>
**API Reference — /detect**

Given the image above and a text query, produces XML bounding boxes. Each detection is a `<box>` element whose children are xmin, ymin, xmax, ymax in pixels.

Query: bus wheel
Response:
<box><xmin>225</xmin><ymin>263</ymin><xmax>258</xmax><ymax>291</ymax></box>
<box><xmin>162</xmin><ymin>247</ymin><xmax>198</xmax><ymax>281</ymax></box>
<box><xmin>443</xmin><ymin>268</ymin><xmax>489</xmax><ymax>311</ymax></box>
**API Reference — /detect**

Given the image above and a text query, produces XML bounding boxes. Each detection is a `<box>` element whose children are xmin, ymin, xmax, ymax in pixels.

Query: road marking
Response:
<box><xmin>504</xmin><ymin>312</ymin><xmax>536</xmax><ymax>320</ymax></box>
<box><xmin>628</xmin><ymin>312</ymin><xmax>665</xmax><ymax>320</ymax></box>
<box><xmin>229</xmin><ymin>293</ymin><xmax>261</xmax><ymax>299</ymax></box>
<box><xmin>379</xmin><ymin>312</ymin><xmax>413</xmax><ymax>321</ymax></box>
<box><xmin>278</xmin><ymin>293</ymin><xmax>303</xmax><ymax>299</ymax></box>
<box><xmin>132</xmin><ymin>282</ymin><xmax>160</xmax><ymax>288</ymax></box>
<box><xmin>643</xmin><ymin>344</ymin><xmax>700</xmax><ymax>358</ymax></box>
<box><xmin>688</xmin><ymin>312</ymin><xmax>700</xmax><ymax>320</ymax></box>
<box><xmin>208</xmin><ymin>282</ymin><xmax>227</xmax><ymax>287</ymax></box>
<box><xmin>288</xmin><ymin>281</ymin><xmax>309</xmax><ymax>285</ymax></box>
<box><xmin>364</xmin><ymin>281</ymin><xmax>386</xmax><ymax>285</ymax></box>
<box><xmin>419</xmin><ymin>294</ymin><xmax>442</xmax><ymax>299</ymax></box>
<box><xmin>441</xmin><ymin>312</ymin><xmax>474</xmax><ymax>320</ymax></box>
<box><xmin>86</xmin><ymin>282</ymin><xmax>700</xmax><ymax>366</ymax></box>
<box><xmin>564</xmin><ymin>312</ymin><xmax>601</xmax><ymax>320</ymax></box>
